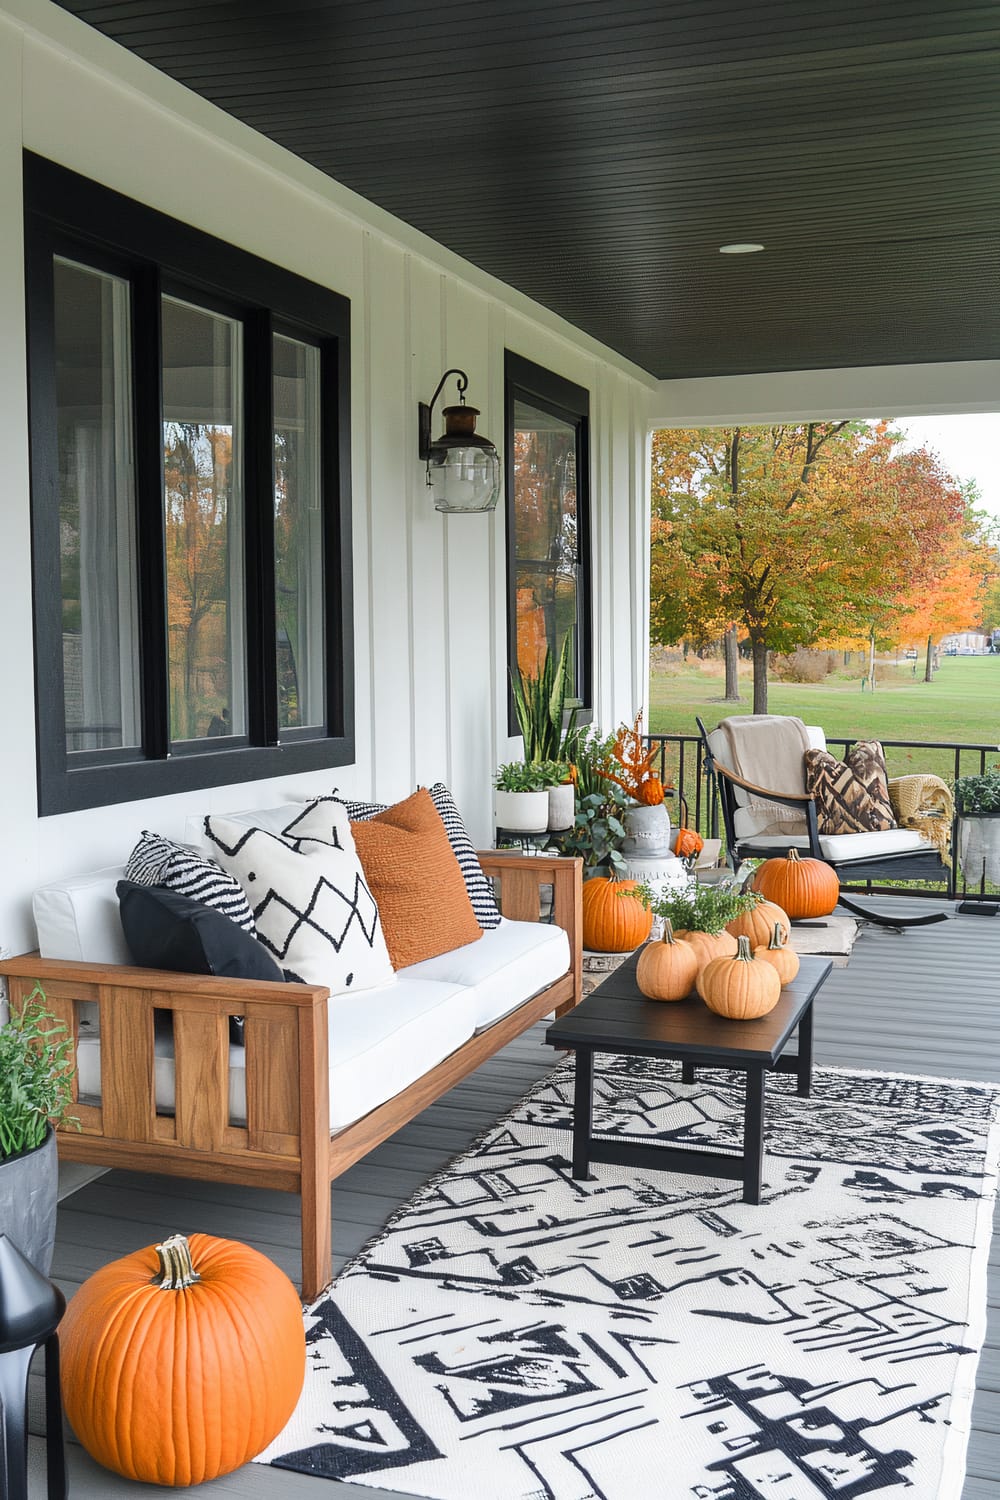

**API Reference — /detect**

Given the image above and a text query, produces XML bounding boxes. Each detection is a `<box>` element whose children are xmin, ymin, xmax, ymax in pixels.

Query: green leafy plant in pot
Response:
<box><xmin>554</xmin><ymin>727</ymin><xmax>630</xmax><ymax>877</ymax></box>
<box><xmin>494</xmin><ymin>760</ymin><xmax>550</xmax><ymax>834</ymax></box>
<box><xmin>0</xmin><ymin>985</ymin><xmax>77</xmax><ymax>1273</ymax></box>
<box><xmin>954</xmin><ymin>765</ymin><xmax>1000</xmax><ymax>885</ymax></box>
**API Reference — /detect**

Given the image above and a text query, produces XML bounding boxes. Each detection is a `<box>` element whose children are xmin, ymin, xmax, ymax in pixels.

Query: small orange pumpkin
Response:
<box><xmin>636</xmin><ymin>919</ymin><xmax>699</xmax><ymax>1000</ymax></box>
<box><xmin>753</xmin><ymin>922</ymin><xmax>801</xmax><ymax>986</ymax></box>
<box><xmin>726</xmin><ymin>898</ymin><xmax>790</xmax><ymax>949</ymax></box>
<box><xmin>751</xmin><ymin>847</ymin><xmax>840</xmax><ymax>919</ymax></box>
<box><xmin>674</xmin><ymin>825</ymin><xmax>705</xmax><ymax>861</ymax></box>
<box><xmin>636</xmin><ymin>775</ymin><xmax>666</xmax><ymax>806</ymax></box>
<box><xmin>59</xmin><ymin>1232</ymin><xmax>306</xmax><ymax>1485</ymax></box>
<box><xmin>676</xmin><ymin>927</ymin><xmax>739</xmax><ymax>994</ymax></box>
<box><xmin>700</xmin><ymin>934</ymin><xmax>781</xmax><ymax>1019</ymax></box>
<box><xmin>582</xmin><ymin>877</ymin><xmax>653</xmax><ymax>952</ymax></box>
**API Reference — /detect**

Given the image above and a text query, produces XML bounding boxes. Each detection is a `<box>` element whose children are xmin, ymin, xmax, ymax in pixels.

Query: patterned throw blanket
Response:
<box><xmin>888</xmin><ymin>773</ymin><xmax>953</xmax><ymax>864</ymax></box>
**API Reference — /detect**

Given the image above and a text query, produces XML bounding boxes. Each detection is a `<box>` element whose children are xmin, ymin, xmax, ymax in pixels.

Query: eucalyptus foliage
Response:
<box><xmin>635</xmin><ymin>879</ymin><xmax>759</xmax><ymax>935</ymax></box>
<box><xmin>0</xmin><ymin>986</ymin><xmax>77</xmax><ymax>1160</ymax></box>
<box><xmin>511</xmin><ymin>632</ymin><xmax>579</xmax><ymax>764</ymax></box>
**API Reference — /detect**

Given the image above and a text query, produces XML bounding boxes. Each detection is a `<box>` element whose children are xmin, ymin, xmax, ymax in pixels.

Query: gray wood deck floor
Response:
<box><xmin>27</xmin><ymin>896</ymin><xmax>1000</xmax><ymax>1498</ymax></box>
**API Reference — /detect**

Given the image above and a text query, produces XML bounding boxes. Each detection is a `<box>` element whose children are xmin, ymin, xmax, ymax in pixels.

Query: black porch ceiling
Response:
<box><xmin>54</xmin><ymin>0</ymin><xmax>1000</xmax><ymax>380</ymax></box>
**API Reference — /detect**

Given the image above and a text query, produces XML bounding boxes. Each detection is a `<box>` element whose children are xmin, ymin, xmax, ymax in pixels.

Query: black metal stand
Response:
<box><xmin>0</xmin><ymin>1235</ymin><xmax>67</xmax><ymax>1500</ymax></box>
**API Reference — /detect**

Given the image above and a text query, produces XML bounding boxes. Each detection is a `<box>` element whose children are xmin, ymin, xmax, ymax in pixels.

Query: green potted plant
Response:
<box><xmin>494</xmin><ymin>760</ymin><xmax>550</xmax><ymax>833</ymax></box>
<box><xmin>954</xmin><ymin>766</ymin><xmax>1000</xmax><ymax>885</ymax></box>
<box><xmin>635</xmin><ymin>879</ymin><xmax>760</xmax><ymax>975</ymax></box>
<box><xmin>0</xmin><ymin>986</ymin><xmax>77</xmax><ymax>1273</ymax></box>
<box><xmin>510</xmin><ymin>632</ymin><xmax>580</xmax><ymax>765</ymax></box>
<box><xmin>553</xmin><ymin>728</ymin><xmax>630</xmax><ymax>877</ymax></box>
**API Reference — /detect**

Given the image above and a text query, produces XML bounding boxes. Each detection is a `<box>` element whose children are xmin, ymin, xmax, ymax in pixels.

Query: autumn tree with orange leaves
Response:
<box><xmin>650</xmin><ymin>423</ymin><xmax>989</xmax><ymax>712</ymax></box>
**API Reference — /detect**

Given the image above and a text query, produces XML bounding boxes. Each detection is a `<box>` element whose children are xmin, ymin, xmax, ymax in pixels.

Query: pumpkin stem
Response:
<box><xmin>734</xmin><ymin>934</ymin><xmax>755</xmax><ymax>962</ymax></box>
<box><xmin>787</xmin><ymin>848</ymin><xmax>802</xmax><ymax>864</ymax></box>
<box><xmin>768</xmin><ymin>923</ymin><xmax>787</xmax><ymax>950</ymax></box>
<box><xmin>154</xmin><ymin>1234</ymin><xmax>201</xmax><ymax>1290</ymax></box>
<box><xmin>662</xmin><ymin>918</ymin><xmax>676</xmax><ymax>944</ymax></box>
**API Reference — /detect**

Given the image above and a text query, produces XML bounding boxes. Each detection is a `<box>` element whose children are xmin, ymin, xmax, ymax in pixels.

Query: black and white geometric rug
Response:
<box><xmin>258</xmin><ymin>1057</ymin><xmax>1000</xmax><ymax>1500</ymax></box>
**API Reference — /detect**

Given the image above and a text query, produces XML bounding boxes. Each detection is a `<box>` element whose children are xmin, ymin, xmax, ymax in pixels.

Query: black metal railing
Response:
<box><xmin>646</xmin><ymin>733</ymin><xmax>1000</xmax><ymax>901</ymax></box>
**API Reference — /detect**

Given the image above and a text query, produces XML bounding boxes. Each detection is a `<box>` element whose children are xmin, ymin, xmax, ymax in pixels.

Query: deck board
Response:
<box><xmin>28</xmin><ymin>897</ymin><xmax>1000</xmax><ymax>1498</ymax></box>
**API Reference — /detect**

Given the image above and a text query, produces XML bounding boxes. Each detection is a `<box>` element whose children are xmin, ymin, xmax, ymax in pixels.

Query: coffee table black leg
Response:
<box><xmin>681</xmin><ymin>1059</ymin><xmax>695</xmax><ymax>1085</ymax></box>
<box><xmin>796</xmin><ymin>999</ymin><xmax>814</xmax><ymax>1098</ymax></box>
<box><xmin>743</xmin><ymin>1067</ymin><xmax>766</xmax><ymax>1203</ymax></box>
<box><xmin>572</xmin><ymin>1046</ymin><xmax>594</xmax><ymax>1180</ymax></box>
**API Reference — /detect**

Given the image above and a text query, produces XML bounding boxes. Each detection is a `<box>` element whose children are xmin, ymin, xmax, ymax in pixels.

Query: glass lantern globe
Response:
<box><xmin>426</xmin><ymin>404</ymin><xmax>501</xmax><ymax>513</ymax></box>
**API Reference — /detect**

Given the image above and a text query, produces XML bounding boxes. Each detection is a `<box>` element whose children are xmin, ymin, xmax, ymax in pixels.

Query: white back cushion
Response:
<box><xmin>709</xmin><ymin>724</ymin><xmax>826</xmax><ymax>840</ymax></box>
<box><xmin>33</xmin><ymin>865</ymin><xmax>132</xmax><ymax>964</ymax></box>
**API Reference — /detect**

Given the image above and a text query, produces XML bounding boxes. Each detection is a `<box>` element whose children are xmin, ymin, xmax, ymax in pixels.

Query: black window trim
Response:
<box><xmin>24</xmin><ymin>152</ymin><xmax>354</xmax><ymax>815</ymax></box>
<box><xmin>503</xmin><ymin>350</ymin><xmax>592</xmax><ymax>736</ymax></box>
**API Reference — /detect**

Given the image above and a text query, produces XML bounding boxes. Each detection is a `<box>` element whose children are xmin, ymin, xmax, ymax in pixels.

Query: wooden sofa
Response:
<box><xmin>0</xmin><ymin>851</ymin><xmax>582</xmax><ymax>1303</ymax></box>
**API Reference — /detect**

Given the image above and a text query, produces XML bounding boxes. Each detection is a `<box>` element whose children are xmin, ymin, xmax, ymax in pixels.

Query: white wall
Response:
<box><xmin>0</xmin><ymin>2</ymin><xmax>655</xmax><ymax>953</ymax></box>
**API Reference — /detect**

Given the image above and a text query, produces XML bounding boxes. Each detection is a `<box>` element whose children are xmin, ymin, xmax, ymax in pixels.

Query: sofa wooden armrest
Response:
<box><xmin>0</xmin><ymin>850</ymin><xmax>583</xmax><ymax>1304</ymax></box>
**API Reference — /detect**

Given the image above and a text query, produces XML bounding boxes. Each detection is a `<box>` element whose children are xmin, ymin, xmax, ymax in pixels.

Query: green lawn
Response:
<box><xmin>649</xmin><ymin>653</ymin><xmax>999</xmax><ymax>781</ymax></box>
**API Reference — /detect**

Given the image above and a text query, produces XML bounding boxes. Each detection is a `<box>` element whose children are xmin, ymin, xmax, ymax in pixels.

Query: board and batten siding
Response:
<box><xmin>0</xmin><ymin>1</ymin><xmax>655</xmax><ymax>956</ymax></box>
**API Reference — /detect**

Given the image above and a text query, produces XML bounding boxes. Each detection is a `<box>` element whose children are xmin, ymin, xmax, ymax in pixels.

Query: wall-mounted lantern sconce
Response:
<box><xmin>418</xmin><ymin>368</ymin><xmax>501</xmax><ymax>513</ymax></box>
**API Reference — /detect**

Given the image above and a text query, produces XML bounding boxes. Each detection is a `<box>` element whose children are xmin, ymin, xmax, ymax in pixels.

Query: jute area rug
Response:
<box><xmin>259</xmin><ymin>1057</ymin><xmax>1000</xmax><ymax>1500</ymax></box>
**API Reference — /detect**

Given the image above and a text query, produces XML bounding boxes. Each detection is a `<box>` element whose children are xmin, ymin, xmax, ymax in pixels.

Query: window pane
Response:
<box><xmin>274</xmin><ymin>335</ymin><xmax>324</xmax><ymax>730</ymax></box>
<box><xmin>162</xmin><ymin>296</ymin><xmax>245</xmax><ymax>743</ymax></box>
<box><xmin>512</xmin><ymin>399</ymin><xmax>580</xmax><ymax>689</ymax></box>
<box><xmin>54</xmin><ymin>258</ymin><xmax>140</xmax><ymax>754</ymax></box>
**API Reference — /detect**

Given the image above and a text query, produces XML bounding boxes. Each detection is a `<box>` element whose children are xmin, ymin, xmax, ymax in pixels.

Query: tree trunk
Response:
<box><xmin>723</xmin><ymin>625</ymin><xmax>740</xmax><ymax>700</ymax></box>
<box><xmin>750</xmin><ymin>635</ymin><xmax>769</xmax><ymax>713</ymax></box>
<box><xmin>867</xmin><ymin>631</ymin><xmax>876</xmax><ymax>692</ymax></box>
<box><xmin>924</xmin><ymin>634</ymin><xmax>934</xmax><ymax>683</ymax></box>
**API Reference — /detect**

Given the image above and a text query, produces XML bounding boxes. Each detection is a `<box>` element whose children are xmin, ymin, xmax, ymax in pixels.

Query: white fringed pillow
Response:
<box><xmin>204</xmin><ymin>810</ymin><xmax>393</xmax><ymax>993</ymax></box>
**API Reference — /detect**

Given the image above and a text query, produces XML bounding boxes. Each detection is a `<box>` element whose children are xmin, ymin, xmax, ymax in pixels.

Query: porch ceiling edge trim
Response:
<box><xmin>2</xmin><ymin>0</ymin><xmax>659</xmax><ymax>395</ymax></box>
<box><xmin>650</xmin><ymin>359</ymin><xmax>1000</xmax><ymax>429</ymax></box>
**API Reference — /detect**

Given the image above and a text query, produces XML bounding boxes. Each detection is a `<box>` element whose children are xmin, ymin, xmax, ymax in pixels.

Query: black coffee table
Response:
<box><xmin>545</xmin><ymin>951</ymin><xmax>832</xmax><ymax>1203</ymax></box>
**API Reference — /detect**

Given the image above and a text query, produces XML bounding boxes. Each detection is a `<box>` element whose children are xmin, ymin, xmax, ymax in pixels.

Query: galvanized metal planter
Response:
<box><xmin>0</xmin><ymin>1128</ymin><xmax>58</xmax><ymax>1275</ymax></box>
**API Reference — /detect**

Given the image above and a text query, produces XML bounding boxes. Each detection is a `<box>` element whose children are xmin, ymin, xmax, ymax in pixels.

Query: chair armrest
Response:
<box><xmin>712</xmin><ymin>762</ymin><xmax>814</xmax><ymax>807</ymax></box>
<box><xmin>476</xmin><ymin>852</ymin><xmax>583</xmax><ymax>1009</ymax></box>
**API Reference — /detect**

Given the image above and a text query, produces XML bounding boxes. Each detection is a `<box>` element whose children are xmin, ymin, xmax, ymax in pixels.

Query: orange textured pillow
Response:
<box><xmin>350</xmin><ymin>788</ymin><xmax>482</xmax><ymax>969</ymax></box>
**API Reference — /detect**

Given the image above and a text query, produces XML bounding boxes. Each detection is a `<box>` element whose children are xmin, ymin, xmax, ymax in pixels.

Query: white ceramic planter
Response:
<box><xmin>547</xmin><ymin>782</ymin><xmax>575</xmax><ymax>831</ymax></box>
<box><xmin>621</xmin><ymin>802</ymin><xmax>672</xmax><ymax>856</ymax></box>
<box><xmin>495</xmin><ymin>788</ymin><xmax>550</xmax><ymax>833</ymax></box>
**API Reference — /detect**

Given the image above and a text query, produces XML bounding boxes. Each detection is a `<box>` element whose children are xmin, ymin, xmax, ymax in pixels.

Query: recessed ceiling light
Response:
<box><xmin>719</xmin><ymin>242</ymin><xmax>765</xmax><ymax>254</ymax></box>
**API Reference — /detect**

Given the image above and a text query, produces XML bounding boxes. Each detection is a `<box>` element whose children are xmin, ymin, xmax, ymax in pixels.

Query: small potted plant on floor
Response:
<box><xmin>0</xmin><ymin>986</ymin><xmax>77</xmax><ymax>1273</ymax></box>
<box><xmin>494</xmin><ymin>760</ymin><xmax>550</xmax><ymax>833</ymax></box>
<box><xmin>954</xmin><ymin>766</ymin><xmax>1000</xmax><ymax>886</ymax></box>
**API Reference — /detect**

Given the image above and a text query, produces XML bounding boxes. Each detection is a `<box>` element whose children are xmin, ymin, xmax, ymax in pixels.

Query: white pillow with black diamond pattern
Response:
<box><xmin>204</xmin><ymin>813</ymin><xmax>393</xmax><ymax>994</ymax></box>
<box><xmin>125</xmin><ymin>830</ymin><xmax>256</xmax><ymax>934</ymax></box>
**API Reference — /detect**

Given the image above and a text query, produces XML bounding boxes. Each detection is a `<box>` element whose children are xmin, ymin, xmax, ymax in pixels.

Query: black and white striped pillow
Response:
<box><xmin>331</xmin><ymin>784</ymin><xmax>501</xmax><ymax>930</ymax></box>
<box><xmin>125</xmin><ymin>831</ymin><xmax>256</xmax><ymax>934</ymax></box>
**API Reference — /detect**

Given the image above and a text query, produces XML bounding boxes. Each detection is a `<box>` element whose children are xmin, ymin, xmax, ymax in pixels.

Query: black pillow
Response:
<box><xmin>117</xmin><ymin>880</ymin><xmax>284</xmax><ymax>983</ymax></box>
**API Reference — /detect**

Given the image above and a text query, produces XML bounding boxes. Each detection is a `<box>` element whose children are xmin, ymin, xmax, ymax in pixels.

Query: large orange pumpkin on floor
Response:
<box><xmin>60</xmin><ymin>1232</ymin><xmax>305</xmax><ymax>1485</ymax></box>
<box><xmin>582</xmin><ymin>877</ymin><xmax>653</xmax><ymax>952</ymax></box>
<box><xmin>726</xmin><ymin>898</ymin><xmax>789</xmax><ymax>949</ymax></box>
<box><xmin>700</xmin><ymin>934</ymin><xmax>781</xmax><ymax>1020</ymax></box>
<box><xmin>751</xmin><ymin>847</ymin><xmax>840</xmax><ymax>918</ymax></box>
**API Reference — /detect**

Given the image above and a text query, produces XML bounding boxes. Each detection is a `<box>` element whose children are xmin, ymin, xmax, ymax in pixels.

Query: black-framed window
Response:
<box><xmin>504</xmin><ymin>352</ymin><xmax>591</xmax><ymax>729</ymax></box>
<box><xmin>24</xmin><ymin>154</ymin><xmax>353</xmax><ymax>814</ymax></box>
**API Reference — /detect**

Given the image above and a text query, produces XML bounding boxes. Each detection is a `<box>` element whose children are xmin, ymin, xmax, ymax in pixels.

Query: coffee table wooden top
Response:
<box><xmin>547</xmin><ymin>951</ymin><xmax>832</xmax><ymax>1065</ymax></box>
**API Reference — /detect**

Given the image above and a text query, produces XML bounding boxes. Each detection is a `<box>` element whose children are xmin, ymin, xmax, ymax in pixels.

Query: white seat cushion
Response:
<box><xmin>740</xmin><ymin>829</ymin><xmax>935</xmax><ymax>862</ymax></box>
<box><xmin>76</xmin><ymin>976</ymin><xmax>475</xmax><ymax>1134</ymax></box>
<box><xmin>405</xmin><ymin>918</ymin><xmax>570</xmax><ymax>1031</ymax></box>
